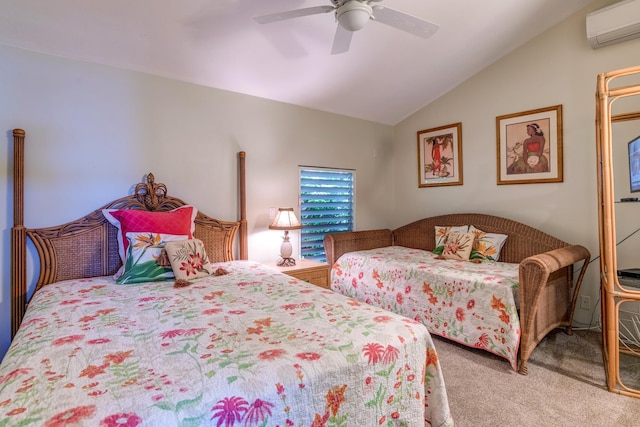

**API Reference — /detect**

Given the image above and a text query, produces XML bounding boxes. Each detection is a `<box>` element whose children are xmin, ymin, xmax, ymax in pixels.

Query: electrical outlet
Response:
<box><xmin>580</xmin><ymin>295</ymin><xmax>591</xmax><ymax>310</ymax></box>
<box><xmin>269</xmin><ymin>207</ymin><xmax>277</xmax><ymax>220</ymax></box>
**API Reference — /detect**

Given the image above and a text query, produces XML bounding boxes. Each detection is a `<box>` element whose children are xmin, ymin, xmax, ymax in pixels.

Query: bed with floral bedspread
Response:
<box><xmin>330</xmin><ymin>246</ymin><xmax>521</xmax><ymax>370</ymax></box>
<box><xmin>0</xmin><ymin>261</ymin><xmax>453</xmax><ymax>427</ymax></box>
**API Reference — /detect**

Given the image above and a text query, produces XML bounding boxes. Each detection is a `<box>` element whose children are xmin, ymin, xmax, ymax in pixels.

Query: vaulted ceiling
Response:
<box><xmin>0</xmin><ymin>0</ymin><xmax>596</xmax><ymax>125</ymax></box>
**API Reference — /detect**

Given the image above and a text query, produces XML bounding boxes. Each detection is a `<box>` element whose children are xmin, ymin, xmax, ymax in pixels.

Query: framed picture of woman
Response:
<box><xmin>496</xmin><ymin>105</ymin><xmax>563</xmax><ymax>185</ymax></box>
<box><xmin>417</xmin><ymin>122</ymin><xmax>463</xmax><ymax>188</ymax></box>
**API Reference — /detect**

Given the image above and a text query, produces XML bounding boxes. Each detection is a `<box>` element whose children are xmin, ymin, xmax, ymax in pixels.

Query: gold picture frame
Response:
<box><xmin>496</xmin><ymin>105</ymin><xmax>563</xmax><ymax>185</ymax></box>
<box><xmin>417</xmin><ymin>122</ymin><xmax>463</xmax><ymax>188</ymax></box>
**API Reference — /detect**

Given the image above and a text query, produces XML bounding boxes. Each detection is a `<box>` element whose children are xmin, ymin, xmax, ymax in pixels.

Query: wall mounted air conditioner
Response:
<box><xmin>586</xmin><ymin>0</ymin><xmax>640</xmax><ymax>49</ymax></box>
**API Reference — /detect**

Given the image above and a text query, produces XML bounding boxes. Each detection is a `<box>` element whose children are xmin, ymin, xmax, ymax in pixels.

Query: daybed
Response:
<box><xmin>0</xmin><ymin>129</ymin><xmax>453</xmax><ymax>426</ymax></box>
<box><xmin>324</xmin><ymin>213</ymin><xmax>591</xmax><ymax>375</ymax></box>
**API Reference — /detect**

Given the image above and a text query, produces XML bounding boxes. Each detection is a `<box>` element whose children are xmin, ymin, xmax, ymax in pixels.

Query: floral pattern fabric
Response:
<box><xmin>331</xmin><ymin>246</ymin><xmax>521</xmax><ymax>370</ymax></box>
<box><xmin>0</xmin><ymin>261</ymin><xmax>453</xmax><ymax>427</ymax></box>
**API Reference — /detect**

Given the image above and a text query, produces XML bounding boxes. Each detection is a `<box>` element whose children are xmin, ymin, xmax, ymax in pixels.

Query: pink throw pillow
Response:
<box><xmin>103</xmin><ymin>205</ymin><xmax>198</xmax><ymax>265</ymax></box>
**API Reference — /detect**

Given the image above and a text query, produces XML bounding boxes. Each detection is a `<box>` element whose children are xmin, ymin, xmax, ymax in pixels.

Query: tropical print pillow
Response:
<box><xmin>440</xmin><ymin>231</ymin><xmax>474</xmax><ymax>261</ymax></box>
<box><xmin>102</xmin><ymin>205</ymin><xmax>197</xmax><ymax>279</ymax></box>
<box><xmin>117</xmin><ymin>232</ymin><xmax>188</xmax><ymax>284</ymax></box>
<box><xmin>434</xmin><ymin>225</ymin><xmax>469</xmax><ymax>254</ymax></box>
<box><xmin>468</xmin><ymin>225</ymin><xmax>508</xmax><ymax>261</ymax></box>
<box><xmin>164</xmin><ymin>238</ymin><xmax>214</xmax><ymax>281</ymax></box>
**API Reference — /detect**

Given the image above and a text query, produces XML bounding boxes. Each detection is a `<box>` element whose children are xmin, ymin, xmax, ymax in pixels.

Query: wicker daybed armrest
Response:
<box><xmin>517</xmin><ymin>244</ymin><xmax>591</xmax><ymax>374</ymax></box>
<box><xmin>324</xmin><ymin>229</ymin><xmax>393</xmax><ymax>266</ymax></box>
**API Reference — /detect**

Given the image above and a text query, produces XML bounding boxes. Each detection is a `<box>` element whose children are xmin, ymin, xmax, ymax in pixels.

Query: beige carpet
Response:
<box><xmin>434</xmin><ymin>329</ymin><xmax>640</xmax><ymax>426</ymax></box>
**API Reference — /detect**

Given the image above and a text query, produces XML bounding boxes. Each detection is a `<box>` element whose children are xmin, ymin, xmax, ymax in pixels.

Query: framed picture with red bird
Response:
<box><xmin>417</xmin><ymin>122</ymin><xmax>463</xmax><ymax>188</ymax></box>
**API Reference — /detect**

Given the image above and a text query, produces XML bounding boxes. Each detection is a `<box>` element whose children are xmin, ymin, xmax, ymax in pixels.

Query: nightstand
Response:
<box><xmin>266</xmin><ymin>258</ymin><xmax>331</xmax><ymax>289</ymax></box>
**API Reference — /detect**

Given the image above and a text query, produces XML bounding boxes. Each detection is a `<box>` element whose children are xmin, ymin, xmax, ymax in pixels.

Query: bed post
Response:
<box><xmin>238</xmin><ymin>151</ymin><xmax>248</xmax><ymax>260</ymax></box>
<box><xmin>11</xmin><ymin>129</ymin><xmax>27</xmax><ymax>338</ymax></box>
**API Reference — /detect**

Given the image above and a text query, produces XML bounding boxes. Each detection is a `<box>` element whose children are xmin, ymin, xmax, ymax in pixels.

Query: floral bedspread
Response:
<box><xmin>0</xmin><ymin>261</ymin><xmax>452</xmax><ymax>427</ymax></box>
<box><xmin>331</xmin><ymin>247</ymin><xmax>521</xmax><ymax>370</ymax></box>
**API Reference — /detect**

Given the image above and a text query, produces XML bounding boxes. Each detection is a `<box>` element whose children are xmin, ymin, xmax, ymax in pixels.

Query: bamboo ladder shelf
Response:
<box><xmin>595</xmin><ymin>64</ymin><xmax>640</xmax><ymax>399</ymax></box>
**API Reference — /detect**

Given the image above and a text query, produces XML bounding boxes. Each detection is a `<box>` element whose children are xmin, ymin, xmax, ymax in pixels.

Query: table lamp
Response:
<box><xmin>269</xmin><ymin>207</ymin><xmax>302</xmax><ymax>266</ymax></box>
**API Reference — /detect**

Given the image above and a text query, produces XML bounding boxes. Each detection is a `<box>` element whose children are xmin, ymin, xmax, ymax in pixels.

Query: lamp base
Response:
<box><xmin>277</xmin><ymin>257</ymin><xmax>297</xmax><ymax>267</ymax></box>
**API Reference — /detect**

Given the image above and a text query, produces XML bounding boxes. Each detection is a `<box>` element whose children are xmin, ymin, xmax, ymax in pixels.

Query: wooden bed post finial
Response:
<box><xmin>11</xmin><ymin>128</ymin><xmax>27</xmax><ymax>338</ymax></box>
<box><xmin>238</xmin><ymin>151</ymin><xmax>248</xmax><ymax>260</ymax></box>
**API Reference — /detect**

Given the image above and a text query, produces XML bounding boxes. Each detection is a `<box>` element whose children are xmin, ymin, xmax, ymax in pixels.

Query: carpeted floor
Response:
<box><xmin>433</xmin><ymin>329</ymin><xmax>640</xmax><ymax>426</ymax></box>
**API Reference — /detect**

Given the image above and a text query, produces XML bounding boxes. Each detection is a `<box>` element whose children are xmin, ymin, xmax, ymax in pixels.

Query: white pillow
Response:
<box><xmin>468</xmin><ymin>225</ymin><xmax>508</xmax><ymax>262</ymax></box>
<box><xmin>434</xmin><ymin>225</ymin><xmax>469</xmax><ymax>254</ymax></box>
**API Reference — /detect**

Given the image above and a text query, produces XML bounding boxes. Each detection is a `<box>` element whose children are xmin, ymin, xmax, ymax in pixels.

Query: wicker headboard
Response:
<box><xmin>393</xmin><ymin>213</ymin><xmax>570</xmax><ymax>264</ymax></box>
<box><xmin>10</xmin><ymin>129</ymin><xmax>248</xmax><ymax>338</ymax></box>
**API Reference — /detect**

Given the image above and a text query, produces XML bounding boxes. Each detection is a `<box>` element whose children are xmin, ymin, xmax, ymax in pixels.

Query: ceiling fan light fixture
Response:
<box><xmin>336</xmin><ymin>1</ymin><xmax>372</xmax><ymax>31</ymax></box>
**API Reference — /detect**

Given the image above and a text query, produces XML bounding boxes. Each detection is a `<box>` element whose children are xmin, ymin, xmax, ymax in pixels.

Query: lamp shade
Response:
<box><xmin>269</xmin><ymin>208</ymin><xmax>302</xmax><ymax>230</ymax></box>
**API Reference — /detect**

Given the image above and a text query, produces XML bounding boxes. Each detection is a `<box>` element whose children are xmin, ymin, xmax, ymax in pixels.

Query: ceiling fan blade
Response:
<box><xmin>372</xmin><ymin>6</ymin><xmax>439</xmax><ymax>39</ymax></box>
<box><xmin>331</xmin><ymin>24</ymin><xmax>353</xmax><ymax>55</ymax></box>
<box><xmin>254</xmin><ymin>5</ymin><xmax>335</xmax><ymax>24</ymax></box>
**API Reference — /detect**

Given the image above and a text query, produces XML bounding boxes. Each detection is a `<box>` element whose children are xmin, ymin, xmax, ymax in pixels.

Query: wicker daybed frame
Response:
<box><xmin>324</xmin><ymin>213</ymin><xmax>591</xmax><ymax>375</ymax></box>
<box><xmin>10</xmin><ymin>129</ymin><xmax>248</xmax><ymax>338</ymax></box>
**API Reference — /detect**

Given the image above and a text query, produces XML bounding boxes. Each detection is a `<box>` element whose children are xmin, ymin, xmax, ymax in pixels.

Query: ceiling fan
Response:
<box><xmin>254</xmin><ymin>0</ymin><xmax>439</xmax><ymax>55</ymax></box>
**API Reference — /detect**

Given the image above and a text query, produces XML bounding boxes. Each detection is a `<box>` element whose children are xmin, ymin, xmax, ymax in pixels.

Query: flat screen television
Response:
<box><xmin>630</xmin><ymin>136</ymin><xmax>640</xmax><ymax>193</ymax></box>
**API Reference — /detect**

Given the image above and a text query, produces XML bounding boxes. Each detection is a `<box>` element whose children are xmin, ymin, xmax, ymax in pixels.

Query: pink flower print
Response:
<box><xmin>182</xmin><ymin>328</ymin><xmax>206</xmax><ymax>337</ymax></box>
<box><xmin>456</xmin><ymin>307</ymin><xmax>465</xmax><ymax>322</ymax></box>
<box><xmin>258</xmin><ymin>349</ymin><xmax>286</xmax><ymax>361</ymax></box>
<box><xmin>381</xmin><ymin>345</ymin><xmax>399</xmax><ymax>365</ymax></box>
<box><xmin>100</xmin><ymin>413</ymin><xmax>142</xmax><ymax>427</ymax></box>
<box><xmin>244</xmin><ymin>399</ymin><xmax>275</xmax><ymax>426</ymax></box>
<box><xmin>395</xmin><ymin>292</ymin><xmax>404</xmax><ymax>305</ymax></box>
<box><xmin>0</xmin><ymin>368</ymin><xmax>31</xmax><ymax>385</ymax></box>
<box><xmin>7</xmin><ymin>407</ymin><xmax>26</xmax><ymax>416</ymax></box>
<box><xmin>475</xmin><ymin>333</ymin><xmax>489</xmax><ymax>348</ymax></box>
<box><xmin>211</xmin><ymin>396</ymin><xmax>248</xmax><ymax>426</ymax></box>
<box><xmin>189</xmin><ymin>253</ymin><xmax>205</xmax><ymax>270</ymax></box>
<box><xmin>86</xmin><ymin>338</ymin><xmax>111</xmax><ymax>345</ymax></box>
<box><xmin>362</xmin><ymin>343</ymin><xmax>385</xmax><ymax>365</ymax></box>
<box><xmin>160</xmin><ymin>329</ymin><xmax>185</xmax><ymax>339</ymax></box>
<box><xmin>180</xmin><ymin>259</ymin><xmax>198</xmax><ymax>277</ymax></box>
<box><xmin>296</xmin><ymin>352</ymin><xmax>321</xmax><ymax>361</ymax></box>
<box><xmin>45</xmin><ymin>405</ymin><xmax>96</xmax><ymax>427</ymax></box>
<box><xmin>52</xmin><ymin>335</ymin><xmax>84</xmax><ymax>346</ymax></box>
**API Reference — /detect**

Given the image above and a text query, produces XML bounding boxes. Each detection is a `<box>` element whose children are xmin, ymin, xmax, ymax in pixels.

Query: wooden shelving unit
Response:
<box><xmin>595</xmin><ymin>64</ymin><xmax>640</xmax><ymax>399</ymax></box>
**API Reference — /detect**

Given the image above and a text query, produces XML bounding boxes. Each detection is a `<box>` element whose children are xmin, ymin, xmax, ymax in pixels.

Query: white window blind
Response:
<box><xmin>299</xmin><ymin>167</ymin><xmax>355</xmax><ymax>262</ymax></box>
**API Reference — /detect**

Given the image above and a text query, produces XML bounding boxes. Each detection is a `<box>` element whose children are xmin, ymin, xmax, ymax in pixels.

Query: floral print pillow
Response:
<box><xmin>440</xmin><ymin>231</ymin><xmax>475</xmax><ymax>260</ymax></box>
<box><xmin>164</xmin><ymin>238</ymin><xmax>214</xmax><ymax>280</ymax></box>
<box><xmin>468</xmin><ymin>225</ymin><xmax>508</xmax><ymax>261</ymax></box>
<box><xmin>117</xmin><ymin>232</ymin><xmax>188</xmax><ymax>284</ymax></box>
<box><xmin>433</xmin><ymin>225</ymin><xmax>469</xmax><ymax>254</ymax></box>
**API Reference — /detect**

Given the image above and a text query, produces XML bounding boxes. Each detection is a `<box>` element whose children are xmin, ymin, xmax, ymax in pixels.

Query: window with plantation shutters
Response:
<box><xmin>299</xmin><ymin>167</ymin><xmax>355</xmax><ymax>262</ymax></box>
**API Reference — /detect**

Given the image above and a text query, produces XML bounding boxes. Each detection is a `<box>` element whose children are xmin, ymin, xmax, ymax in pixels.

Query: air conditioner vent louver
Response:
<box><xmin>586</xmin><ymin>0</ymin><xmax>640</xmax><ymax>49</ymax></box>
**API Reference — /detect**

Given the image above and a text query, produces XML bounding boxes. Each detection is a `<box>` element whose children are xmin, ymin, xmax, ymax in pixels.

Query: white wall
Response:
<box><xmin>0</xmin><ymin>44</ymin><xmax>395</xmax><ymax>359</ymax></box>
<box><xmin>393</xmin><ymin>0</ymin><xmax>640</xmax><ymax>328</ymax></box>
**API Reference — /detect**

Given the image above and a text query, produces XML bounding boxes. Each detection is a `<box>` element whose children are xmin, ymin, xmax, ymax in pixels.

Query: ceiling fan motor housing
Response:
<box><xmin>336</xmin><ymin>1</ymin><xmax>373</xmax><ymax>31</ymax></box>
